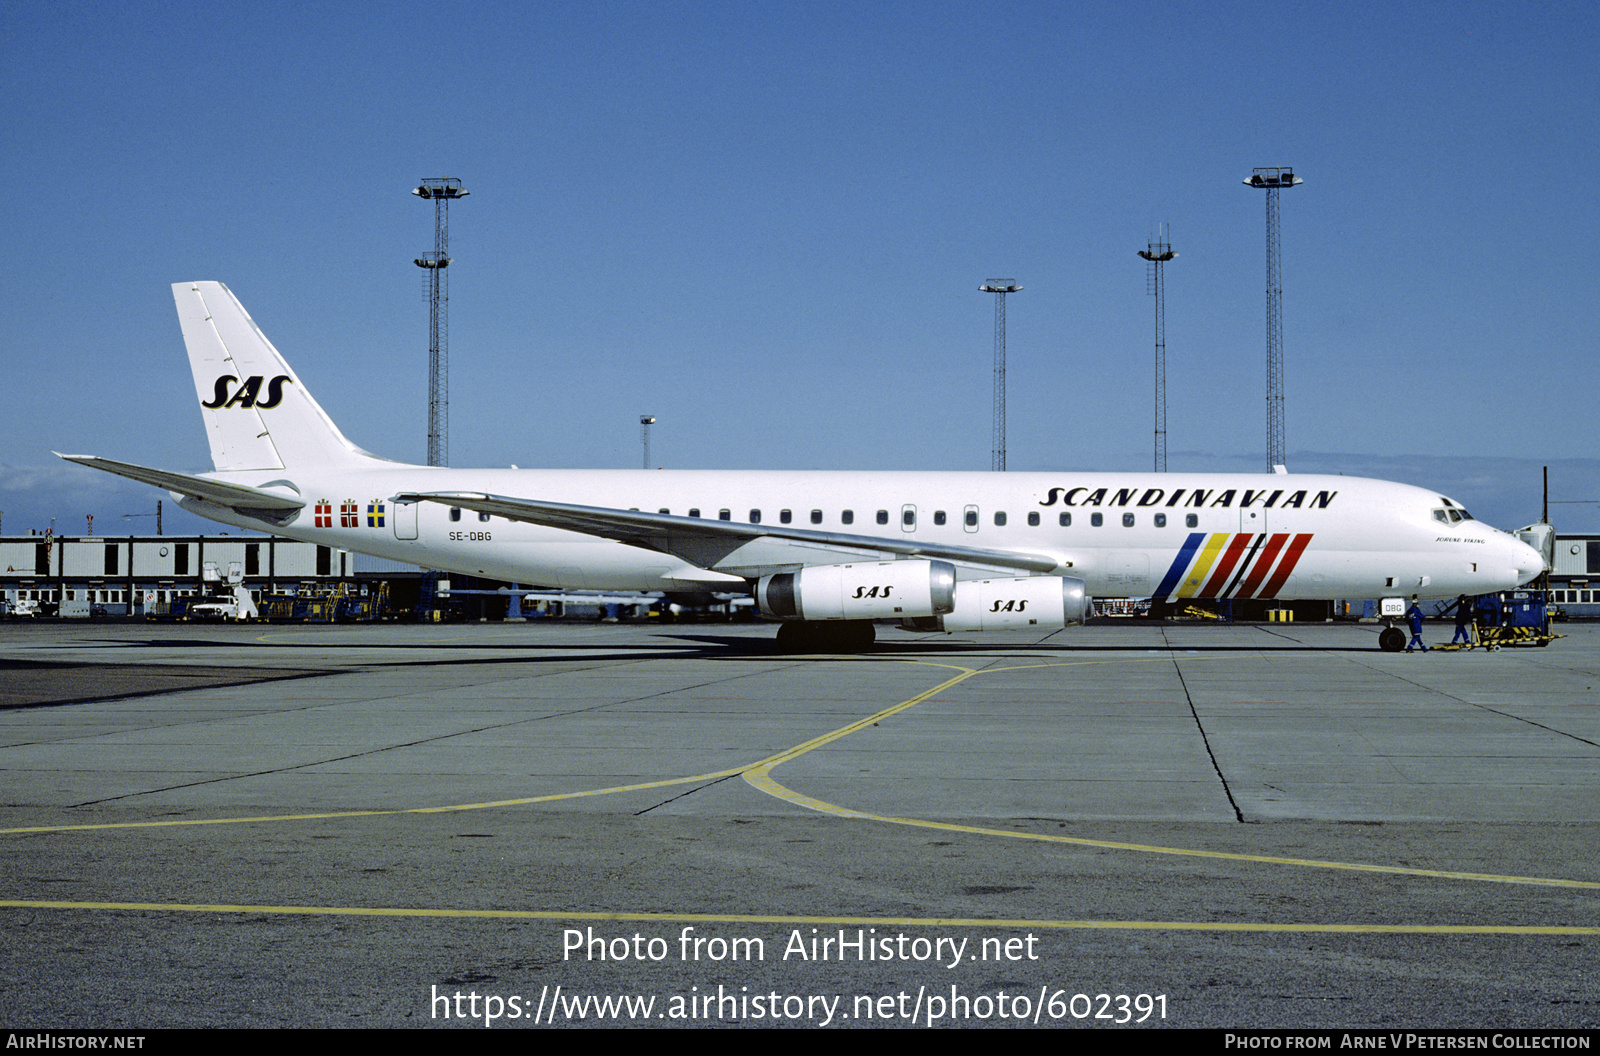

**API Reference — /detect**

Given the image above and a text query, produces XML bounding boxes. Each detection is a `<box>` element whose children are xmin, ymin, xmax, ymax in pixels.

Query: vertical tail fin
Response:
<box><xmin>176</xmin><ymin>281</ymin><xmax>383</xmax><ymax>472</ymax></box>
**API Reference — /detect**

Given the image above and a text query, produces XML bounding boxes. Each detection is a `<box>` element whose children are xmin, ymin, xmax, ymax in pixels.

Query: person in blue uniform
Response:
<box><xmin>1451</xmin><ymin>595</ymin><xmax>1474</xmax><ymax>646</ymax></box>
<box><xmin>1406</xmin><ymin>598</ymin><xmax>1428</xmax><ymax>652</ymax></box>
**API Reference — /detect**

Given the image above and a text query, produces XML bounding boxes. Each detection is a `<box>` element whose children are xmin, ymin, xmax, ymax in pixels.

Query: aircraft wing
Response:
<box><xmin>57</xmin><ymin>454</ymin><xmax>306</xmax><ymax>513</ymax></box>
<box><xmin>394</xmin><ymin>490</ymin><xmax>1063</xmax><ymax>576</ymax></box>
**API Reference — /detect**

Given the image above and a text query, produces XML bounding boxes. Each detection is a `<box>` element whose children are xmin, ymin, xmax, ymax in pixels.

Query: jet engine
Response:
<box><xmin>901</xmin><ymin>575</ymin><xmax>1091</xmax><ymax>632</ymax></box>
<box><xmin>755</xmin><ymin>560</ymin><xmax>957</xmax><ymax>621</ymax></box>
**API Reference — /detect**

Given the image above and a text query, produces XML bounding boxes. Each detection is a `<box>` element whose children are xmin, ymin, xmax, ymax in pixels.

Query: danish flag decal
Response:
<box><xmin>310</xmin><ymin>500</ymin><xmax>385</xmax><ymax>529</ymax></box>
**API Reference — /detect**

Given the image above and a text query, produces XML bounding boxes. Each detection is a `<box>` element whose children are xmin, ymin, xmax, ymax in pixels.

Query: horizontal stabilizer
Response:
<box><xmin>56</xmin><ymin>454</ymin><xmax>305</xmax><ymax>512</ymax></box>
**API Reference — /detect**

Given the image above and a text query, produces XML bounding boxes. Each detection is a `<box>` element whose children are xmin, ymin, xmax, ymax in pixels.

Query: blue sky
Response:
<box><xmin>3</xmin><ymin>0</ymin><xmax>1598</xmax><ymax>537</ymax></box>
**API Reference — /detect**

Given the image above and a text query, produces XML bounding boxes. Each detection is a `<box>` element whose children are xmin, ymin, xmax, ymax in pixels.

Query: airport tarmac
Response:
<box><xmin>1</xmin><ymin>617</ymin><xmax>1597</xmax><ymax>1029</ymax></box>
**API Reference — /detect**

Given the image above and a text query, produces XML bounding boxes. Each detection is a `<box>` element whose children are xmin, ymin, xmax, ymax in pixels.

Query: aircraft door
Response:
<box><xmin>1240</xmin><ymin>506</ymin><xmax>1268</xmax><ymax>536</ymax></box>
<box><xmin>393</xmin><ymin>501</ymin><xmax>418</xmax><ymax>541</ymax></box>
<box><xmin>1105</xmin><ymin>551</ymin><xmax>1152</xmax><ymax>596</ymax></box>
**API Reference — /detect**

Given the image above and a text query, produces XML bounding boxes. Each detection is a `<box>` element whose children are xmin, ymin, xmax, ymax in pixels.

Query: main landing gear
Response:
<box><xmin>775</xmin><ymin>620</ymin><xmax>876</xmax><ymax>654</ymax></box>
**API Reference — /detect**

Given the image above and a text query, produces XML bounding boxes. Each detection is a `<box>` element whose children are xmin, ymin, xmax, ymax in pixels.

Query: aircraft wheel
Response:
<box><xmin>1378</xmin><ymin>626</ymin><xmax>1406</xmax><ymax>652</ymax></box>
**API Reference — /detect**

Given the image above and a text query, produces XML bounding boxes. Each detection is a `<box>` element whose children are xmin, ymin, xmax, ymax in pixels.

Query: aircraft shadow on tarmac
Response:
<box><xmin>97</xmin><ymin>626</ymin><xmax>1387</xmax><ymax>662</ymax></box>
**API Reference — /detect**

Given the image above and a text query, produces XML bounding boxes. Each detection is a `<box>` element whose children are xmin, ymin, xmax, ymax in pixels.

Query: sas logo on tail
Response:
<box><xmin>202</xmin><ymin>374</ymin><xmax>293</xmax><ymax>410</ymax></box>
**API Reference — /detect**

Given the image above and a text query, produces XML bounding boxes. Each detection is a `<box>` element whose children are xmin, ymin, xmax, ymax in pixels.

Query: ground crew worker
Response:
<box><xmin>1406</xmin><ymin>598</ymin><xmax>1428</xmax><ymax>653</ymax></box>
<box><xmin>1451</xmin><ymin>595</ymin><xmax>1474</xmax><ymax>646</ymax></box>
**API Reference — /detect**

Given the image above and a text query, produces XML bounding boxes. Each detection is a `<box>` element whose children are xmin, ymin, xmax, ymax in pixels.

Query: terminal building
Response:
<box><xmin>0</xmin><ymin>533</ymin><xmax>661</xmax><ymax>621</ymax></box>
<box><xmin>1</xmin><ymin>534</ymin><xmax>382</xmax><ymax>615</ymax></box>
<box><xmin>0</xmin><ymin>533</ymin><xmax>451</xmax><ymax>618</ymax></box>
<box><xmin>1546</xmin><ymin>533</ymin><xmax>1600</xmax><ymax>617</ymax></box>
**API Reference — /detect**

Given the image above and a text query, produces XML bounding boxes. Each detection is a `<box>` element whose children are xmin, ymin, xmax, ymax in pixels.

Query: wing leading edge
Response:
<box><xmin>394</xmin><ymin>490</ymin><xmax>1064</xmax><ymax>577</ymax></box>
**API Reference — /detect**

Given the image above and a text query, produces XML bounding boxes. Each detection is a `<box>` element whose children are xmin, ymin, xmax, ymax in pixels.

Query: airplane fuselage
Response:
<box><xmin>179</xmin><ymin>466</ymin><xmax>1537</xmax><ymax>601</ymax></box>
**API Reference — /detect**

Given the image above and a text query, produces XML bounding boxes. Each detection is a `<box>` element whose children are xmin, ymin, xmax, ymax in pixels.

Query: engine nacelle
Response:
<box><xmin>755</xmin><ymin>560</ymin><xmax>956</xmax><ymax>622</ymax></box>
<box><xmin>901</xmin><ymin>576</ymin><xmax>1091</xmax><ymax>632</ymax></box>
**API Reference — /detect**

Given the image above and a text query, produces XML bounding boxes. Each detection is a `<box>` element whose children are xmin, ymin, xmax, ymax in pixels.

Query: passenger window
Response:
<box><xmin>933</xmin><ymin>510</ymin><xmax>947</xmax><ymax>526</ymax></box>
<box><xmin>658</xmin><ymin>508</ymin><xmax>670</xmax><ymax>515</ymax></box>
<box><xmin>1059</xmin><ymin>512</ymin><xmax>1071</xmax><ymax>527</ymax></box>
<box><xmin>689</xmin><ymin>508</ymin><xmax>700</xmax><ymax>518</ymax></box>
<box><xmin>1154</xmin><ymin>513</ymin><xmax>1166</xmax><ymax>528</ymax></box>
<box><xmin>780</xmin><ymin>509</ymin><xmax>792</xmax><ymax>524</ymax></box>
<box><xmin>749</xmin><ymin>509</ymin><xmax>761</xmax><ymax>523</ymax></box>
<box><xmin>449</xmin><ymin>508</ymin><xmax>461</xmax><ymax>522</ymax></box>
<box><xmin>841</xmin><ymin>510</ymin><xmax>853</xmax><ymax>525</ymax></box>
<box><xmin>718</xmin><ymin>509</ymin><xmax>731</xmax><ymax>521</ymax></box>
<box><xmin>965</xmin><ymin>509</ymin><xmax>978</xmax><ymax>527</ymax></box>
<box><xmin>902</xmin><ymin>508</ymin><xmax>916</xmax><ymax>527</ymax></box>
<box><xmin>1091</xmin><ymin>513</ymin><xmax>1104</xmax><ymax>527</ymax></box>
<box><xmin>994</xmin><ymin>511</ymin><xmax>1007</xmax><ymax>526</ymax></box>
<box><xmin>479</xmin><ymin>512</ymin><xmax>491</xmax><ymax>523</ymax></box>
<box><xmin>877</xmin><ymin>510</ymin><xmax>889</xmax><ymax>525</ymax></box>
<box><xmin>1027</xmin><ymin>512</ymin><xmax>1040</xmax><ymax>526</ymax></box>
<box><xmin>810</xmin><ymin>510</ymin><xmax>823</xmax><ymax>525</ymax></box>
<box><xmin>1122</xmin><ymin>513</ymin><xmax>1134</xmax><ymax>527</ymax></box>
<box><xmin>1186</xmin><ymin>514</ymin><xmax>1198</xmax><ymax>528</ymax></box>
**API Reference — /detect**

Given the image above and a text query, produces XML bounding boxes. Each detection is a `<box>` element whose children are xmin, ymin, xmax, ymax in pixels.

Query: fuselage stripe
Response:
<box><xmin>1259</xmin><ymin>533</ymin><xmax>1314</xmax><ymax>599</ymax></box>
<box><xmin>1153</xmin><ymin>533</ymin><xmax>1207</xmax><ymax>599</ymax></box>
<box><xmin>1202</xmin><ymin>533</ymin><xmax>1255</xmax><ymax>597</ymax></box>
<box><xmin>1235</xmin><ymin>533</ymin><xmax>1290</xmax><ymax>599</ymax></box>
<box><xmin>1176</xmin><ymin>533</ymin><xmax>1230</xmax><ymax>598</ymax></box>
<box><xmin>1218</xmin><ymin>534</ymin><xmax>1265</xmax><ymax>598</ymax></box>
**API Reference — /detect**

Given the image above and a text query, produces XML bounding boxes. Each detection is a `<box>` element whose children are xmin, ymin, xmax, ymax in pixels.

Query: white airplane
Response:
<box><xmin>61</xmin><ymin>281</ymin><xmax>1544</xmax><ymax>651</ymax></box>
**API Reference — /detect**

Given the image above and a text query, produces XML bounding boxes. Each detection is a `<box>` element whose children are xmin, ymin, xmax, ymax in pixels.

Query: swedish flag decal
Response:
<box><xmin>366</xmin><ymin>502</ymin><xmax>386</xmax><ymax>528</ymax></box>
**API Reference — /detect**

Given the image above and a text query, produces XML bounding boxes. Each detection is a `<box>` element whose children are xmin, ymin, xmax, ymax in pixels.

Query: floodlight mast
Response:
<box><xmin>1244</xmin><ymin>167</ymin><xmax>1299</xmax><ymax>471</ymax></box>
<box><xmin>1139</xmin><ymin>229</ymin><xmax>1177</xmax><ymax>472</ymax></box>
<box><xmin>979</xmin><ymin>280</ymin><xmax>1021</xmax><ymax>471</ymax></box>
<box><xmin>413</xmin><ymin>178</ymin><xmax>468</xmax><ymax>467</ymax></box>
